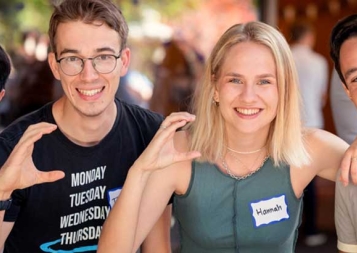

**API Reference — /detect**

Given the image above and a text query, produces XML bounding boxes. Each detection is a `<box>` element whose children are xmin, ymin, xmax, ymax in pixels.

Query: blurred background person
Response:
<box><xmin>1</xmin><ymin>30</ymin><xmax>58</xmax><ymax>127</ymax></box>
<box><xmin>0</xmin><ymin>45</ymin><xmax>12</xmax><ymax>132</ymax></box>
<box><xmin>0</xmin><ymin>45</ymin><xmax>11</xmax><ymax>101</ymax></box>
<box><xmin>289</xmin><ymin>20</ymin><xmax>329</xmax><ymax>247</ymax></box>
<box><xmin>149</xmin><ymin>39</ymin><xmax>204</xmax><ymax>116</ymax></box>
<box><xmin>114</xmin><ymin>42</ymin><xmax>153</xmax><ymax>108</ymax></box>
<box><xmin>116</xmin><ymin>70</ymin><xmax>153</xmax><ymax>109</ymax></box>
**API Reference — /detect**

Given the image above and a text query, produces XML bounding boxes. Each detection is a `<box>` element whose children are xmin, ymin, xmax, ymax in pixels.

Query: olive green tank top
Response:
<box><xmin>173</xmin><ymin>158</ymin><xmax>303</xmax><ymax>253</ymax></box>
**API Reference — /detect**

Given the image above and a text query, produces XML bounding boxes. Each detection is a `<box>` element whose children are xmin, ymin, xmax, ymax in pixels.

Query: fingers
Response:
<box><xmin>159</xmin><ymin>112</ymin><xmax>195</xmax><ymax>132</ymax></box>
<box><xmin>17</xmin><ymin>123</ymin><xmax>57</xmax><ymax>146</ymax></box>
<box><xmin>175</xmin><ymin>151</ymin><xmax>201</xmax><ymax>163</ymax></box>
<box><xmin>351</xmin><ymin>156</ymin><xmax>357</xmax><ymax>185</ymax></box>
<box><xmin>340</xmin><ymin>154</ymin><xmax>350</xmax><ymax>186</ymax></box>
<box><xmin>135</xmin><ymin>112</ymin><xmax>201</xmax><ymax>172</ymax></box>
<box><xmin>3</xmin><ymin>123</ymin><xmax>57</xmax><ymax>171</ymax></box>
<box><xmin>12</xmin><ymin>123</ymin><xmax>57</xmax><ymax>156</ymax></box>
<box><xmin>341</xmin><ymin>136</ymin><xmax>357</xmax><ymax>186</ymax></box>
<box><xmin>340</xmin><ymin>151</ymin><xmax>357</xmax><ymax>186</ymax></box>
<box><xmin>158</xmin><ymin>113</ymin><xmax>201</xmax><ymax>163</ymax></box>
<box><xmin>36</xmin><ymin>170</ymin><xmax>65</xmax><ymax>184</ymax></box>
<box><xmin>152</xmin><ymin>120</ymin><xmax>189</xmax><ymax>148</ymax></box>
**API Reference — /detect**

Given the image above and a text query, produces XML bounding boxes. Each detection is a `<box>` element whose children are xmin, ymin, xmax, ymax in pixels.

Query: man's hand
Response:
<box><xmin>0</xmin><ymin>123</ymin><xmax>65</xmax><ymax>198</ymax></box>
<box><xmin>340</xmin><ymin>136</ymin><xmax>357</xmax><ymax>186</ymax></box>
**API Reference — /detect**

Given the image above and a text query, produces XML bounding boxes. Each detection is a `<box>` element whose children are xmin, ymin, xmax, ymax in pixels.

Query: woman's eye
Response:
<box><xmin>229</xmin><ymin>78</ymin><xmax>242</xmax><ymax>84</ymax></box>
<box><xmin>258</xmin><ymin>79</ymin><xmax>270</xmax><ymax>85</ymax></box>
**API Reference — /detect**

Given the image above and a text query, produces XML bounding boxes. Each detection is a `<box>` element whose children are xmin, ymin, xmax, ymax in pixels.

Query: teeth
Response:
<box><xmin>236</xmin><ymin>108</ymin><xmax>260</xmax><ymax>115</ymax></box>
<box><xmin>78</xmin><ymin>88</ymin><xmax>102</xmax><ymax>96</ymax></box>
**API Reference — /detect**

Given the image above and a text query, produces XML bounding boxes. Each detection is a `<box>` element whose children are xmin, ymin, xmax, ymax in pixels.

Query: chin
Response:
<box><xmin>76</xmin><ymin>105</ymin><xmax>107</xmax><ymax>118</ymax></box>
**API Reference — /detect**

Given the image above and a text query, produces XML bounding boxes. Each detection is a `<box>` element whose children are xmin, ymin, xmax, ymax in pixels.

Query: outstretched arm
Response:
<box><xmin>98</xmin><ymin>112</ymin><xmax>201</xmax><ymax>253</ymax></box>
<box><xmin>306</xmin><ymin>129</ymin><xmax>349</xmax><ymax>182</ymax></box>
<box><xmin>0</xmin><ymin>123</ymin><xmax>65</xmax><ymax>231</ymax></box>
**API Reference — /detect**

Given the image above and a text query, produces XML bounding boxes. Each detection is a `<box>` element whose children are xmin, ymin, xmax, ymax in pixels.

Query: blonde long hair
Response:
<box><xmin>188</xmin><ymin>21</ymin><xmax>310</xmax><ymax>167</ymax></box>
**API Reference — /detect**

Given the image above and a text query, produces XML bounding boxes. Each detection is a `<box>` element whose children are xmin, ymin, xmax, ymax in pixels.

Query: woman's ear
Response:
<box><xmin>212</xmin><ymin>74</ymin><xmax>219</xmax><ymax>103</ymax></box>
<box><xmin>213</xmin><ymin>90</ymin><xmax>219</xmax><ymax>103</ymax></box>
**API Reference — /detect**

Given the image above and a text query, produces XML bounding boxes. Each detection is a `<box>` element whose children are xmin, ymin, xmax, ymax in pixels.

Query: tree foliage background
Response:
<box><xmin>0</xmin><ymin>0</ymin><xmax>200</xmax><ymax>50</ymax></box>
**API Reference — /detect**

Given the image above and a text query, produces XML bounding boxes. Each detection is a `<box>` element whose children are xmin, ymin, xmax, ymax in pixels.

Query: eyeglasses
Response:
<box><xmin>56</xmin><ymin>53</ymin><xmax>122</xmax><ymax>76</ymax></box>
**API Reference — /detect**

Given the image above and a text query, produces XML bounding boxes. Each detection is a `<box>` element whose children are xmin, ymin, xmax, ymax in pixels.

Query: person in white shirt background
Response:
<box><xmin>290</xmin><ymin>20</ymin><xmax>329</xmax><ymax>247</ymax></box>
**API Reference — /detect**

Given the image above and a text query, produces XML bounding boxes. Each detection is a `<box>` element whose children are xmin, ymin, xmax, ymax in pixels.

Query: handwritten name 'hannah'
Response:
<box><xmin>255</xmin><ymin>204</ymin><xmax>282</xmax><ymax>216</ymax></box>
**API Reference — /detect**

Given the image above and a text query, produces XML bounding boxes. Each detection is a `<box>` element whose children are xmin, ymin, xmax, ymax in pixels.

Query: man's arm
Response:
<box><xmin>141</xmin><ymin>205</ymin><xmax>172</xmax><ymax>253</ymax></box>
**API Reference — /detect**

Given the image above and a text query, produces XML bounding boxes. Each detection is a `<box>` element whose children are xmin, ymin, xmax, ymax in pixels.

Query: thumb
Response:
<box><xmin>36</xmin><ymin>171</ymin><xmax>65</xmax><ymax>184</ymax></box>
<box><xmin>175</xmin><ymin>151</ymin><xmax>201</xmax><ymax>163</ymax></box>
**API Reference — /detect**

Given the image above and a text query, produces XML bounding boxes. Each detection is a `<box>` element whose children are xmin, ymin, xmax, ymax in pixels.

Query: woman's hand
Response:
<box><xmin>0</xmin><ymin>123</ymin><xmax>65</xmax><ymax>198</ymax></box>
<box><xmin>132</xmin><ymin>112</ymin><xmax>201</xmax><ymax>172</ymax></box>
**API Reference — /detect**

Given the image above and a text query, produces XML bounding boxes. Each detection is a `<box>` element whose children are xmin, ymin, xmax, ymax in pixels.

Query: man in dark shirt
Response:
<box><xmin>0</xmin><ymin>0</ymin><xmax>171</xmax><ymax>252</ymax></box>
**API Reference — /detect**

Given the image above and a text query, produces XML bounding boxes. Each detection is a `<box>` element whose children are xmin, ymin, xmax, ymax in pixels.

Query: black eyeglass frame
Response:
<box><xmin>56</xmin><ymin>52</ymin><xmax>122</xmax><ymax>76</ymax></box>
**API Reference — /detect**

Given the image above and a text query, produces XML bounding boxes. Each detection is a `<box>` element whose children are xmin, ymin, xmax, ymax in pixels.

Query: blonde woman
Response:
<box><xmin>98</xmin><ymin>21</ymin><xmax>354</xmax><ymax>253</ymax></box>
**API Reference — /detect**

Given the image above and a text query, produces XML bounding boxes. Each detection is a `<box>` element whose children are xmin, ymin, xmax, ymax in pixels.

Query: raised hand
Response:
<box><xmin>340</xmin><ymin>135</ymin><xmax>357</xmax><ymax>185</ymax></box>
<box><xmin>133</xmin><ymin>112</ymin><xmax>201</xmax><ymax>172</ymax></box>
<box><xmin>340</xmin><ymin>136</ymin><xmax>357</xmax><ymax>185</ymax></box>
<box><xmin>0</xmin><ymin>123</ymin><xmax>65</xmax><ymax>198</ymax></box>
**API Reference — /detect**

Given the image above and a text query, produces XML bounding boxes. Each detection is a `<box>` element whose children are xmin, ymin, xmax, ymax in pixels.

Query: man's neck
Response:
<box><xmin>52</xmin><ymin>98</ymin><xmax>117</xmax><ymax>147</ymax></box>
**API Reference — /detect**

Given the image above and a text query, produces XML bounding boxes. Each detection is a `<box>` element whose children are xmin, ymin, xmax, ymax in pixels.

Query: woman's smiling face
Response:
<box><xmin>213</xmin><ymin>41</ymin><xmax>278</xmax><ymax>137</ymax></box>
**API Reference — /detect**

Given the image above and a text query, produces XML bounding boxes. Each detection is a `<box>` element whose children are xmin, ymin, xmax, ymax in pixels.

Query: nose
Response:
<box><xmin>80</xmin><ymin>59</ymin><xmax>99</xmax><ymax>81</ymax></box>
<box><xmin>240</xmin><ymin>84</ymin><xmax>256</xmax><ymax>102</ymax></box>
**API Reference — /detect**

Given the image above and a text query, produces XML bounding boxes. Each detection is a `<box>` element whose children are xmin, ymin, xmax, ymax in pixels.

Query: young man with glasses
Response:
<box><xmin>0</xmin><ymin>0</ymin><xmax>171</xmax><ymax>252</ymax></box>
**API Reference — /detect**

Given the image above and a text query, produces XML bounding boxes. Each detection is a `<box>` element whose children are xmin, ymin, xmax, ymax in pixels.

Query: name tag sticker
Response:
<box><xmin>107</xmin><ymin>187</ymin><xmax>122</xmax><ymax>209</ymax></box>
<box><xmin>250</xmin><ymin>194</ymin><xmax>289</xmax><ymax>227</ymax></box>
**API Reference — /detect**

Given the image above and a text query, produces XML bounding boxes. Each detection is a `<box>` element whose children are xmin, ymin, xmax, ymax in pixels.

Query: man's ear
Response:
<box><xmin>48</xmin><ymin>52</ymin><xmax>61</xmax><ymax>80</ymax></box>
<box><xmin>119</xmin><ymin>47</ymin><xmax>130</xmax><ymax>77</ymax></box>
<box><xmin>0</xmin><ymin>89</ymin><xmax>5</xmax><ymax>101</ymax></box>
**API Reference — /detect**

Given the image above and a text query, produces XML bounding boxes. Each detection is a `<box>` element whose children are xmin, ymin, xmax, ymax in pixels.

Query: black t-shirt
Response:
<box><xmin>0</xmin><ymin>99</ymin><xmax>163</xmax><ymax>252</ymax></box>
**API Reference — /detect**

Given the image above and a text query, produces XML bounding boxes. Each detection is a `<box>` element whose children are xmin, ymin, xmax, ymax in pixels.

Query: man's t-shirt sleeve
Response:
<box><xmin>335</xmin><ymin>172</ymin><xmax>357</xmax><ymax>252</ymax></box>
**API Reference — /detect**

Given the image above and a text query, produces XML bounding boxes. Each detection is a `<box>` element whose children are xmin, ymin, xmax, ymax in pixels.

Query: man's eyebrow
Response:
<box><xmin>96</xmin><ymin>47</ymin><xmax>116</xmax><ymax>54</ymax></box>
<box><xmin>58</xmin><ymin>47</ymin><xmax>117</xmax><ymax>57</ymax></box>
<box><xmin>58</xmin><ymin>48</ymin><xmax>79</xmax><ymax>57</ymax></box>
<box><xmin>345</xmin><ymin>67</ymin><xmax>357</xmax><ymax>80</ymax></box>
